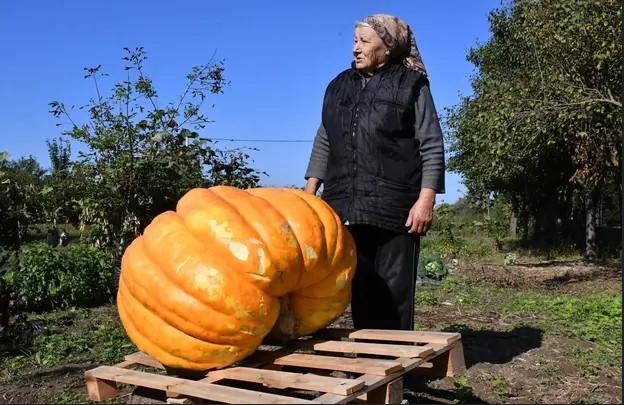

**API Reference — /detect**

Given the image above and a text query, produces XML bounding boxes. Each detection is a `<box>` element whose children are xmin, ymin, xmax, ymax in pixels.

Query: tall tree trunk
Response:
<box><xmin>585</xmin><ymin>191</ymin><xmax>598</xmax><ymax>261</ymax></box>
<box><xmin>509</xmin><ymin>212</ymin><xmax>518</xmax><ymax>237</ymax></box>
<box><xmin>116</xmin><ymin>235</ymin><xmax>125</xmax><ymax>267</ymax></box>
<box><xmin>520</xmin><ymin>205</ymin><xmax>530</xmax><ymax>243</ymax></box>
<box><xmin>16</xmin><ymin>219</ymin><xmax>22</xmax><ymax>249</ymax></box>
<box><xmin>534</xmin><ymin>198</ymin><xmax>558</xmax><ymax>246</ymax></box>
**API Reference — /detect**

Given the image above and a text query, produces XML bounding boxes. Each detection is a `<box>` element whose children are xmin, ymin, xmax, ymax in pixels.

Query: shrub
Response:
<box><xmin>6</xmin><ymin>243</ymin><xmax>117</xmax><ymax>311</ymax></box>
<box><xmin>503</xmin><ymin>252</ymin><xmax>518</xmax><ymax>265</ymax></box>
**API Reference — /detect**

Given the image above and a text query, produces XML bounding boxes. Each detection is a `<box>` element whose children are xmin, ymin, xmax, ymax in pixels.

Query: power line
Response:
<box><xmin>198</xmin><ymin>137</ymin><xmax>312</xmax><ymax>143</ymax></box>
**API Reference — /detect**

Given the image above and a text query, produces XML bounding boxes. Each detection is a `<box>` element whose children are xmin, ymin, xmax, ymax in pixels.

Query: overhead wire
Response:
<box><xmin>198</xmin><ymin>137</ymin><xmax>312</xmax><ymax>143</ymax></box>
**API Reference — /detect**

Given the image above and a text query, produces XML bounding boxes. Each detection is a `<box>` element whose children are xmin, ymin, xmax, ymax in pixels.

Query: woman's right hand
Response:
<box><xmin>304</xmin><ymin>177</ymin><xmax>322</xmax><ymax>195</ymax></box>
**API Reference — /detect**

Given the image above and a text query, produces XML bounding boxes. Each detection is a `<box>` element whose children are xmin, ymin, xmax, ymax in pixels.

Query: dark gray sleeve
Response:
<box><xmin>304</xmin><ymin>123</ymin><xmax>329</xmax><ymax>181</ymax></box>
<box><xmin>415</xmin><ymin>83</ymin><xmax>446</xmax><ymax>193</ymax></box>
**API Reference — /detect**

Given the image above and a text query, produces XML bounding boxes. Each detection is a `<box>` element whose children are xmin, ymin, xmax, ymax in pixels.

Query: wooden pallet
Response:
<box><xmin>85</xmin><ymin>329</ymin><xmax>465</xmax><ymax>404</ymax></box>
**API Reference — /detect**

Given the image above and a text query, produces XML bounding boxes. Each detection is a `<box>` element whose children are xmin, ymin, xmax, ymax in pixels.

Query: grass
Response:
<box><xmin>0</xmin><ymin>305</ymin><xmax>135</xmax><ymax>382</ymax></box>
<box><xmin>55</xmin><ymin>390</ymin><xmax>88</xmax><ymax>404</ymax></box>
<box><xmin>502</xmin><ymin>293</ymin><xmax>622</xmax><ymax>348</ymax></box>
<box><xmin>489</xmin><ymin>377</ymin><xmax>510</xmax><ymax>398</ymax></box>
<box><xmin>452</xmin><ymin>375</ymin><xmax>476</xmax><ymax>403</ymax></box>
<box><xmin>564</xmin><ymin>346</ymin><xmax>621</xmax><ymax>378</ymax></box>
<box><xmin>415</xmin><ymin>275</ymin><xmax>622</xmax><ymax>374</ymax></box>
<box><xmin>414</xmin><ymin>290</ymin><xmax>439</xmax><ymax>306</ymax></box>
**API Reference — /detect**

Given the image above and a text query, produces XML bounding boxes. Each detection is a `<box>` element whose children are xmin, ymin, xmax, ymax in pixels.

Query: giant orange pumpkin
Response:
<box><xmin>117</xmin><ymin>186</ymin><xmax>356</xmax><ymax>370</ymax></box>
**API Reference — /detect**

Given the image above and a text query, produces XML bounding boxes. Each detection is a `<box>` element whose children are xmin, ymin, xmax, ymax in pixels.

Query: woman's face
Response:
<box><xmin>353</xmin><ymin>26</ymin><xmax>388</xmax><ymax>74</ymax></box>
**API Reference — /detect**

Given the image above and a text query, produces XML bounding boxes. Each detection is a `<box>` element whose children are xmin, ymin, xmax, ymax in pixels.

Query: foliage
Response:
<box><xmin>564</xmin><ymin>346</ymin><xmax>621</xmax><ymax>377</ymax></box>
<box><xmin>0</xmin><ymin>306</ymin><xmax>134</xmax><ymax>381</ymax></box>
<box><xmin>6</xmin><ymin>243</ymin><xmax>116</xmax><ymax>311</ymax></box>
<box><xmin>418</xmin><ymin>252</ymin><xmax>448</xmax><ymax>280</ymax></box>
<box><xmin>0</xmin><ymin>248</ymin><xmax>23</xmax><ymax>353</ymax></box>
<box><xmin>425</xmin><ymin>197</ymin><xmax>520</xmax><ymax>263</ymax></box>
<box><xmin>488</xmin><ymin>196</ymin><xmax>514</xmax><ymax>239</ymax></box>
<box><xmin>414</xmin><ymin>290</ymin><xmax>439</xmax><ymax>306</ymax></box>
<box><xmin>0</xmin><ymin>153</ymin><xmax>47</xmax><ymax>249</ymax></box>
<box><xmin>504</xmin><ymin>291</ymin><xmax>622</xmax><ymax>375</ymax></box>
<box><xmin>48</xmin><ymin>47</ymin><xmax>264</xmax><ymax>257</ymax></box>
<box><xmin>453</xmin><ymin>375</ymin><xmax>475</xmax><ymax>399</ymax></box>
<box><xmin>40</xmin><ymin>138</ymin><xmax>81</xmax><ymax>227</ymax></box>
<box><xmin>489</xmin><ymin>377</ymin><xmax>510</xmax><ymax>398</ymax></box>
<box><xmin>445</xmin><ymin>0</ymin><xmax>622</xmax><ymax>251</ymax></box>
<box><xmin>503</xmin><ymin>292</ymin><xmax>622</xmax><ymax>348</ymax></box>
<box><xmin>503</xmin><ymin>252</ymin><xmax>518</xmax><ymax>265</ymax></box>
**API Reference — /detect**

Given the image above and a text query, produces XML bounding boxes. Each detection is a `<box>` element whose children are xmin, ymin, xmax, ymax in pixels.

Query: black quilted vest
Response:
<box><xmin>321</xmin><ymin>62</ymin><xmax>426</xmax><ymax>232</ymax></box>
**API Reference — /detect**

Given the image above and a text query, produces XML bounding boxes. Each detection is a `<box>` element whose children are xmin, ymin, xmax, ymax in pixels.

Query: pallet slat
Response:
<box><xmin>169</xmin><ymin>379</ymin><xmax>316</xmax><ymax>404</ymax></box>
<box><xmin>314</xmin><ymin>341</ymin><xmax>434</xmax><ymax>358</ymax></box>
<box><xmin>314</xmin><ymin>359</ymin><xmax>423</xmax><ymax>404</ymax></box>
<box><xmin>207</xmin><ymin>367</ymin><xmax>365</xmax><ymax>395</ymax></box>
<box><xmin>124</xmin><ymin>352</ymin><xmax>166</xmax><ymax>369</ymax></box>
<box><xmin>86</xmin><ymin>366</ymin><xmax>181</xmax><ymax>390</ymax></box>
<box><xmin>85</xmin><ymin>366</ymin><xmax>314</xmax><ymax>404</ymax></box>
<box><xmin>348</xmin><ymin>329</ymin><xmax>461</xmax><ymax>345</ymax></box>
<box><xmin>274</xmin><ymin>353</ymin><xmax>404</xmax><ymax>376</ymax></box>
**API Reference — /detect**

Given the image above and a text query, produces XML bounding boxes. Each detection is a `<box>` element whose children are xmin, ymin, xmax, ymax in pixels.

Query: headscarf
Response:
<box><xmin>356</xmin><ymin>14</ymin><xmax>428</xmax><ymax>77</ymax></box>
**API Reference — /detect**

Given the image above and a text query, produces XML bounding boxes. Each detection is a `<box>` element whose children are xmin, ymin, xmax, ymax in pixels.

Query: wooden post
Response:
<box><xmin>366</xmin><ymin>377</ymin><xmax>403</xmax><ymax>404</ymax></box>
<box><xmin>410</xmin><ymin>341</ymin><xmax>466</xmax><ymax>378</ymax></box>
<box><xmin>85</xmin><ymin>376</ymin><xmax>118</xmax><ymax>401</ymax></box>
<box><xmin>446</xmin><ymin>341</ymin><xmax>466</xmax><ymax>377</ymax></box>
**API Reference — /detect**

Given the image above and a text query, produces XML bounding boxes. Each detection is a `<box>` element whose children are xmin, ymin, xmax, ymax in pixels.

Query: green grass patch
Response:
<box><xmin>452</xmin><ymin>375</ymin><xmax>476</xmax><ymax>404</ymax></box>
<box><xmin>489</xmin><ymin>376</ymin><xmax>510</xmax><ymax>398</ymax></box>
<box><xmin>415</xmin><ymin>290</ymin><xmax>440</xmax><ymax>306</ymax></box>
<box><xmin>417</xmin><ymin>274</ymin><xmax>622</xmax><ymax>373</ymax></box>
<box><xmin>0</xmin><ymin>305</ymin><xmax>135</xmax><ymax>382</ymax></box>
<box><xmin>436</xmin><ymin>277</ymin><xmax>502</xmax><ymax>309</ymax></box>
<box><xmin>55</xmin><ymin>391</ymin><xmax>87</xmax><ymax>404</ymax></box>
<box><xmin>502</xmin><ymin>293</ymin><xmax>622</xmax><ymax>348</ymax></box>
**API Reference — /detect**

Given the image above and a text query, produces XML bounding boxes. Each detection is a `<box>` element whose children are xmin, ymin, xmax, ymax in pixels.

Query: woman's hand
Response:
<box><xmin>304</xmin><ymin>177</ymin><xmax>322</xmax><ymax>195</ymax></box>
<box><xmin>405</xmin><ymin>188</ymin><xmax>436</xmax><ymax>235</ymax></box>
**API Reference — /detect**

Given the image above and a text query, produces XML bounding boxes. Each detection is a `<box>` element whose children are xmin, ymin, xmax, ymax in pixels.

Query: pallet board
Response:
<box><xmin>85</xmin><ymin>329</ymin><xmax>465</xmax><ymax>404</ymax></box>
<box><xmin>313</xmin><ymin>341</ymin><xmax>434</xmax><ymax>358</ymax></box>
<box><xmin>349</xmin><ymin>329</ymin><xmax>462</xmax><ymax>345</ymax></box>
<box><xmin>274</xmin><ymin>354</ymin><xmax>404</xmax><ymax>376</ymax></box>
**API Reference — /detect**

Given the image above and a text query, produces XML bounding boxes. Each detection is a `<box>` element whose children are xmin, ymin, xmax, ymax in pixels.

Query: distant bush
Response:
<box><xmin>503</xmin><ymin>252</ymin><xmax>518</xmax><ymax>265</ymax></box>
<box><xmin>6</xmin><ymin>243</ymin><xmax>117</xmax><ymax>311</ymax></box>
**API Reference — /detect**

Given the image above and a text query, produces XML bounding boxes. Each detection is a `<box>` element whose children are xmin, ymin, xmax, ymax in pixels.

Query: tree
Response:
<box><xmin>49</xmin><ymin>47</ymin><xmax>263</xmax><ymax>259</ymax></box>
<box><xmin>40</xmin><ymin>138</ymin><xmax>76</xmax><ymax>228</ymax></box>
<box><xmin>0</xmin><ymin>153</ymin><xmax>46</xmax><ymax>249</ymax></box>
<box><xmin>445</xmin><ymin>0</ymin><xmax>622</xmax><ymax>258</ymax></box>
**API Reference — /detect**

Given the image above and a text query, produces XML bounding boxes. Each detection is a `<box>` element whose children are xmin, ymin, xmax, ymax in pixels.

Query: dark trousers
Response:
<box><xmin>348</xmin><ymin>224</ymin><xmax>420</xmax><ymax>330</ymax></box>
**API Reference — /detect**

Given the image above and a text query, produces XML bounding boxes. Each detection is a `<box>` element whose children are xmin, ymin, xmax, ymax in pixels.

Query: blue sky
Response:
<box><xmin>0</xmin><ymin>0</ymin><xmax>501</xmax><ymax>204</ymax></box>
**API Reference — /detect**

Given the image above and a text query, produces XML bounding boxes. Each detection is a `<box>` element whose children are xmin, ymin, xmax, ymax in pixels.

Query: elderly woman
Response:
<box><xmin>304</xmin><ymin>14</ymin><xmax>445</xmax><ymax>330</ymax></box>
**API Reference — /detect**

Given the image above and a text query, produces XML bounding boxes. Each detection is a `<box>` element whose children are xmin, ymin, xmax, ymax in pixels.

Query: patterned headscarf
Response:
<box><xmin>356</xmin><ymin>14</ymin><xmax>428</xmax><ymax>76</ymax></box>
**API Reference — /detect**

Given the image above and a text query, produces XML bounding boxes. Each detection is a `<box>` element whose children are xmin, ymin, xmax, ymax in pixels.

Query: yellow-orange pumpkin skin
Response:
<box><xmin>117</xmin><ymin>186</ymin><xmax>356</xmax><ymax>370</ymax></box>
